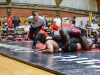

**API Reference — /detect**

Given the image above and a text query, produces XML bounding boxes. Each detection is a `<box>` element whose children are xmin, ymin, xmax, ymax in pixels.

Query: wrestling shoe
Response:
<box><xmin>32</xmin><ymin>45</ymin><xmax>37</xmax><ymax>49</ymax></box>
<box><xmin>97</xmin><ymin>41</ymin><xmax>100</xmax><ymax>45</ymax></box>
<box><xmin>32</xmin><ymin>45</ymin><xmax>39</xmax><ymax>49</ymax></box>
<box><xmin>95</xmin><ymin>41</ymin><xmax>100</xmax><ymax>49</ymax></box>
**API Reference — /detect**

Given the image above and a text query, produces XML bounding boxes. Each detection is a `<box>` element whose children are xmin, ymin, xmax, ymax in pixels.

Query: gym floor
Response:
<box><xmin>0</xmin><ymin>41</ymin><xmax>100</xmax><ymax>75</ymax></box>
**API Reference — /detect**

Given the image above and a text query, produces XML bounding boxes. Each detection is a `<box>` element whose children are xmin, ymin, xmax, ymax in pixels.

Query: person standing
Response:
<box><xmin>93</xmin><ymin>15</ymin><xmax>98</xmax><ymax>24</ymax></box>
<box><xmin>7</xmin><ymin>14</ymin><xmax>13</xmax><ymax>28</ymax></box>
<box><xmin>12</xmin><ymin>15</ymin><xmax>21</xmax><ymax>28</ymax></box>
<box><xmin>27</xmin><ymin>11</ymin><xmax>46</xmax><ymax>49</ymax></box>
<box><xmin>2</xmin><ymin>16</ymin><xmax>8</xmax><ymax>29</ymax></box>
<box><xmin>2</xmin><ymin>16</ymin><xmax>8</xmax><ymax>33</ymax></box>
<box><xmin>72</xmin><ymin>16</ymin><xmax>76</xmax><ymax>26</ymax></box>
<box><xmin>43</xmin><ymin>15</ymin><xmax>48</xmax><ymax>27</ymax></box>
<box><xmin>54</xmin><ymin>14</ymin><xmax>61</xmax><ymax>27</ymax></box>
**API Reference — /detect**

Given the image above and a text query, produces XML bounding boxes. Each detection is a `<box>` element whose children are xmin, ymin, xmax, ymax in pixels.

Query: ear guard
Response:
<box><xmin>37</xmin><ymin>34</ymin><xmax>46</xmax><ymax>43</ymax></box>
<box><xmin>52</xmin><ymin>31</ymin><xmax>61</xmax><ymax>38</ymax></box>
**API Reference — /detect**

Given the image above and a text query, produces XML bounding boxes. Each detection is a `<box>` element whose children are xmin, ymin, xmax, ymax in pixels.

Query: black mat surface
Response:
<box><xmin>0</xmin><ymin>41</ymin><xmax>100</xmax><ymax>75</ymax></box>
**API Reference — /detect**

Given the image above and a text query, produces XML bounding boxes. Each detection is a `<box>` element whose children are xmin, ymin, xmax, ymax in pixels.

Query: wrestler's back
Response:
<box><xmin>46</xmin><ymin>40</ymin><xmax>59</xmax><ymax>50</ymax></box>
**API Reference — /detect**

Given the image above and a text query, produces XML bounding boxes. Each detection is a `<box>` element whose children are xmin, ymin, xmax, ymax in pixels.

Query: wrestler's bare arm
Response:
<box><xmin>35</xmin><ymin>40</ymin><xmax>54</xmax><ymax>53</ymax></box>
<box><xmin>60</xmin><ymin>29</ymin><xmax>70</xmax><ymax>50</ymax></box>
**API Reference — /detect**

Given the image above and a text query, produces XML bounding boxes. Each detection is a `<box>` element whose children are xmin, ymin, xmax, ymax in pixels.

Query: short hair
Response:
<box><xmin>73</xmin><ymin>16</ymin><xmax>76</xmax><ymax>19</ymax></box>
<box><xmin>9</xmin><ymin>14</ymin><xmax>12</xmax><ymax>16</ymax></box>
<box><xmin>87</xmin><ymin>21</ymin><xmax>89</xmax><ymax>22</ymax></box>
<box><xmin>37</xmin><ymin>33</ymin><xmax>46</xmax><ymax>43</ymax></box>
<box><xmin>24</xmin><ymin>21</ymin><xmax>27</xmax><ymax>23</ymax></box>
<box><xmin>4</xmin><ymin>16</ymin><xmax>6</xmax><ymax>18</ymax></box>
<box><xmin>92</xmin><ymin>20</ymin><xmax>95</xmax><ymax>22</ymax></box>
<box><xmin>32</xmin><ymin>11</ymin><xmax>38</xmax><ymax>16</ymax></box>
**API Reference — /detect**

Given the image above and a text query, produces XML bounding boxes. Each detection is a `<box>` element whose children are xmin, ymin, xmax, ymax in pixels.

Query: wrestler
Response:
<box><xmin>52</xmin><ymin>26</ymin><xmax>94</xmax><ymax>51</ymax></box>
<box><xmin>52</xmin><ymin>31</ymin><xmax>100</xmax><ymax>52</ymax></box>
<box><xmin>35</xmin><ymin>33</ymin><xmax>100</xmax><ymax>53</ymax></box>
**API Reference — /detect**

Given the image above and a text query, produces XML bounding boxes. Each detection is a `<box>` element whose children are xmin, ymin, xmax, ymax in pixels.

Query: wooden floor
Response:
<box><xmin>0</xmin><ymin>55</ymin><xmax>55</xmax><ymax>75</ymax></box>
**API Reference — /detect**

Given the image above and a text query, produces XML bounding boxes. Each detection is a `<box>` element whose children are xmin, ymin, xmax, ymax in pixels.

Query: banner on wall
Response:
<box><xmin>62</xmin><ymin>17</ymin><xmax>71</xmax><ymax>27</ymax></box>
<box><xmin>55</xmin><ymin>0</ymin><xmax>62</xmax><ymax>6</ymax></box>
<box><xmin>89</xmin><ymin>12</ymin><xmax>93</xmax><ymax>24</ymax></box>
<box><xmin>75</xmin><ymin>17</ymin><xmax>89</xmax><ymax>27</ymax></box>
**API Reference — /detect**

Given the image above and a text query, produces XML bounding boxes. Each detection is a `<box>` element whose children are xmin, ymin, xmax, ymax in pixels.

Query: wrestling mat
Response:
<box><xmin>0</xmin><ymin>41</ymin><xmax>100</xmax><ymax>75</ymax></box>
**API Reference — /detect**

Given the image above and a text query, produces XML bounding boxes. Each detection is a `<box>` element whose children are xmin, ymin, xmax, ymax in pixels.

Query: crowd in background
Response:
<box><xmin>1</xmin><ymin>13</ymin><xmax>100</xmax><ymax>39</ymax></box>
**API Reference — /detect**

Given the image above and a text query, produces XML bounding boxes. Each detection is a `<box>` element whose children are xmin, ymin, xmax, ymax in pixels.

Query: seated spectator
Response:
<box><xmin>79</xmin><ymin>21</ymin><xmax>85</xmax><ymax>29</ymax></box>
<box><xmin>16</xmin><ymin>21</ymin><xmax>30</xmax><ymax>40</ymax></box>
<box><xmin>93</xmin><ymin>15</ymin><xmax>98</xmax><ymax>24</ymax></box>
<box><xmin>79</xmin><ymin>21</ymin><xmax>89</xmax><ymax>37</ymax></box>
<box><xmin>17</xmin><ymin>21</ymin><xmax>30</xmax><ymax>35</ymax></box>
<box><xmin>91</xmin><ymin>20</ymin><xmax>99</xmax><ymax>37</ymax></box>
<box><xmin>50</xmin><ymin>21</ymin><xmax>61</xmax><ymax>33</ymax></box>
<box><xmin>69</xmin><ymin>20</ymin><xmax>75</xmax><ymax>26</ymax></box>
<box><xmin>85</xmin><ymin>21</ymin><xmax>92</xmax><ymax>37</ymax></box>
<box><xmin>79</xmin><ymin>21</ymin><xmax>87</xmax><ymax>30</ymax></box>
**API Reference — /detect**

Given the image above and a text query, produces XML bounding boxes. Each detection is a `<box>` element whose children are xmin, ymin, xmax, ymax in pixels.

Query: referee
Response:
<box><xmin>27</xmin><ymin>11</ymin><xmax>46</xmax><ymax>49</ymax></box>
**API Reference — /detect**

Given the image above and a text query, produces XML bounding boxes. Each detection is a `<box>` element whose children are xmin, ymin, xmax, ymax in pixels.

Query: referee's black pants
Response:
<box><xmin>28</xmin><ymin>26</ymin><xmax>42</xmax><ymax>46</ymax></box>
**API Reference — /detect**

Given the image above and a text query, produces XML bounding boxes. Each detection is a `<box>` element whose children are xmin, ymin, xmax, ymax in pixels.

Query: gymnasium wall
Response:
<box><xmin>0</xmin><ymin>8</ymin><xmax>88</xmax><ymax>18</ymax></box>
<box><xmin>1</xmin><ymin>0</ymin><xmax>98</xmax><ymax>12</ymax></box>
<box><xmin>0</xmin><ymin>8</ymin><xmax>7</xmax><ymax>18</ymax></box>
<box><xmin>0</xmin><ymin>7</ymin><xmax>88</xmax><ymax>27</ymax></box>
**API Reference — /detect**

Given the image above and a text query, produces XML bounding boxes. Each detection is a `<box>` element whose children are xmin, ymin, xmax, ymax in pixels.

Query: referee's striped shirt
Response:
<box><xmin>27</xmin><ymin>16</ymin><xmax>46</xmax><ymax>28</ymax></box>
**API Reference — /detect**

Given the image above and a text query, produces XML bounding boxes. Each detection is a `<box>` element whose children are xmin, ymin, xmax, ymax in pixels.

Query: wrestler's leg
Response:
<box><xmin>76</xmin><ymin>43</ymin><xmax>82</xmax><ymax>51</ymax></box>
<box><xmin>77</xmin><ymin>43</ymin><xmax>99</xmax><ymax>50</ymax></box>
<box><xmin>79</xmin><ymin>36</ymin><xmax>93</xmax><ymax>50</ymax></box>
<box><xmin>78</xmin><ymin>27</ymin><xmax>93</xmax><ymax>50</ymax></box>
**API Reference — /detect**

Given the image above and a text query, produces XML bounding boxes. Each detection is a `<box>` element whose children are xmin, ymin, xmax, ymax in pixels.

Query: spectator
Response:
<box><xmin>2</xmin><ymin>16</ymin><xmax>8</xmax><ymax>29</ymax></box>
<box><xmin>69</xmin><ymin>20</ymin><xmax>74</xmax><ymax>26</ymax></box>
<box><xmin>2</xmin><ymin>16</ymin><xmax>8</xmax><ymax>33</ymax></box>
<box><xmin>91</xmin><ymin>20</ymin><xmax>99</xmax><ymax>37</ymax></box>
<box><xmin>79</xmin><ymin>21</ymin><xmax>85</xmax><ymax>29</ymax></box>
<box><xmin>13</xmin><ymin>15</ymin><xmax>21</xmax><ymax>28</ymax></box>
<box><xmin>43</xmin><ymin>15</ymin><xmax>49</xmax><ymax>27</ymax></box>
<box><xmin>93</xmin><ymin>15</ymin><xmax>98</xmax><ymax>24</ymax></box>
<box><xmin>7</xmin><ymin>14</ymin><xmax>13</xmax><ymax>28</ymax></box>
<box><xmin>85</xmin><ymin>21</ymin><xmax>92</xmax><ymax>37</ymax></box>
<box><xmin>54</xmin><ymin>14</ymin><xmax>61</xmax><ymax>27</ymax></box>
<box><xmin>72</xmin><ymin>16</ymin><xmax>76</xmax><ymax>26</ymax></box>
<box><xmin>17</xmin><ymin>21</ymin><xmax>30</xmax><ymax>34</ymax></box>
<box><xmin>17</xmin><ymin>21</ymin><xmax>30</xmax><ymax>40</ymax></box>
<box><xmin>79</xmin><ymin>21</ymin><xmax>88</xmax><ymax>36</ymax></box>
<box><xmin>50</xmin><ymin>21</ymin><xmax>61</xmax><ymax>33</ymax></box>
